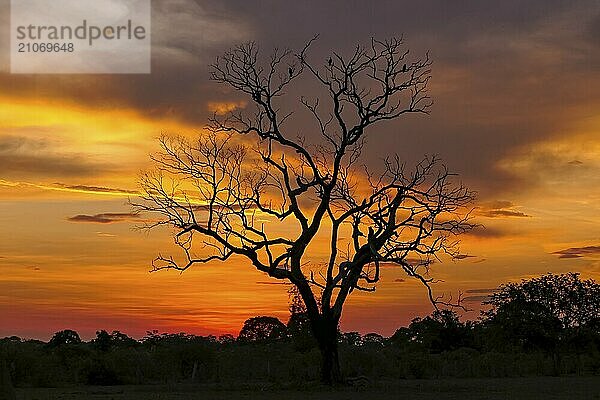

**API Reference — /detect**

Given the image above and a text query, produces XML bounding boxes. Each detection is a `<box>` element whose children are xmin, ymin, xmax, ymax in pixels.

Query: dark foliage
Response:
<box><xmin>238</xmin><ymin>316</ymin><xmax>289</xmax><ymax>343</ymax></box>
<box><xmin>1</xmin><ymin>273</ymin><xmax>599</xmax><ymax>388</ymax></box>
<box><xmin>47</xmin><ymin>329</ymin><xmax>81</xmax><ymax>348</ymax></box>
<box><xmin>391</xmin><ymin>310</ymin><xmax>475</xmax><ymax>353</ymax></box>
<box><xmin>482</xmin><ymin>272</ymin><xmax>600</xmax><ymax>353</ymax></box>
<box><xmin>483</xmin><ymin>272</ymin><xmax>600</xmax><ymax>329</ymax></box>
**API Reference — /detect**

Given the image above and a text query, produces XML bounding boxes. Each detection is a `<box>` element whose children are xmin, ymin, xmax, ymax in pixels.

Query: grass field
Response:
<box><xmin>15</xmin><ymin>377</ymin><xmax>600</xmax><ymax>400</ymax></box>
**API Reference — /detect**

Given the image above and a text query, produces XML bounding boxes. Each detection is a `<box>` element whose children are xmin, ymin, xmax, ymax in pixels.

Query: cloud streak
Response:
<box><xmin>463</xmin><ymin>295</ymin><xmax>490</xmax><ymax>303</ymax></box>
<box><xmin>68</xmin><ymin>213</ymin><xmax>140</xmax><ymax>224</ymax></box>
<box><xmin>480</xmin><ymin>210</ymin><xmax>531</xmax><ymax>218</ymax></box>
<box><xmin>553</xmin><ymin>245</ymin><xmax>600</xmax><ymax>259</ymax></box>
<box><xmin>0</xmin><ymin>135</ymin><xmax>110</xmax><ymax>179</ymax></box>
<box><xmin>477</xmin><ymin>200</ymin><xmax>531</xmax><ymax>218</ymax></box>
<box><xmin>0</xmin><ymin>179</ymin><xmax>138</xmax><ymax>197</ymax></box>
<box><xmin>53</xmin><ymin>183</ymin><xmax>138</xmax><ymax>196</ymax></box>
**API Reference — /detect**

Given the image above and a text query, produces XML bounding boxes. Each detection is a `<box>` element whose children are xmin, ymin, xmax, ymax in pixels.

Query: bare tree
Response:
<box><xmin>134</xmin><ymin>36</ymin><xmax>475</xmax><ymax>384</ymax></box>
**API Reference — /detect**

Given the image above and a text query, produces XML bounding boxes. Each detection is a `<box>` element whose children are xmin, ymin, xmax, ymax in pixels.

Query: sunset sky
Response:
<box><xmin>1</xmin><ymin>0</ymin><xmax>599</xmax><ymax>341</ymax></box>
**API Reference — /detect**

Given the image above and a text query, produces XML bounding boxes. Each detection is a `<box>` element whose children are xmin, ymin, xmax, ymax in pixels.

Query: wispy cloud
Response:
<box><xmin>463</xmin><ymin>295</ymin><xmax>490</xmax><ymax>303</ymax></box>
<box><xmin>96</xmin><ymin>232</ymin><xmax>117</xmax><ymax>238</ymax></box>
<box><xmin>68</xmin><ymin>213</ymin><xmax>140</xmax><ymax>224</ymax></box>
<box><xmin>481</xmin><ymin>210</ymin><xmax>531</xmax><ymax>218</ymax></box>
<box><xmin>0</xmin><ymin>179</ymin><xmax>137</xmax><ymax>197</ymax></box>
<box><xmin>454</xmin><ymin>254</ymin><xmax>476</xmax><ymax>260</ymax></box>
<box><xmin>0</xmin><ymin>135</ymin><xmax>109</xmax><ymax>179</ymax></box>
<box><xmin>53</xmin><ymin>183</ymin><xmax>138</xmax><ymax>196</ymax></box>
<box><xmin>465</xmin><ymin>288</ymin><xmax>497</xmax><ymax>294</ymax></box>
<box><xmin>553</xmin><ymin>245</ymin><xmax>600</xmax><ymax>259</ymax></box>
<box><xmin>477</xmin><ymin>200</ymin><xmax>531</xmax><ymax>218</ymax></box>
<box><xmin>464</xmin><ymin>225</ymin><xmax>508</xmax><ymax>239</ymax></box>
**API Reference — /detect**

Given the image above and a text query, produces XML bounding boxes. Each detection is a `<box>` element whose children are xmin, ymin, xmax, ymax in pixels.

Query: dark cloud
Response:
<box><xmin>481</xmin><ymin>210</ymin><xmax>531</xmax><ymax>218</ymax></box>
<box><xmin>553</xmin><ymin>246</ymin><xmax>600</xmax><ymax>259</ymax></box>
<box><xmin>1</xmin><ymin>1</ymin><xmax>598</xmax><ymax>197</ymax></box>
<box><xmin>0</xmin><ymin>0</ymin><xmax>252</xmax><ymax>124</ymax></box>
<box><xmin>465</xmin><ymin>288</ymin><xmax>497</xmax><ymax>294</ymax></box>
<box><xmin>482</xmin><ymin>201</ymin><xmax>515</xmax><ymax>210</ymax></box>
<box><xmin>463</xmin><ymin>295</ymin><xmax>490</xmax><ymax>303</ymax></box>
<box><xmin>584</xmin><ymin>11</ymin><xmax>600</xmax><ymax>47</ymax></box>
<box><xmin>454</xmin><ymin>254</ymin><xmax>476</xmax><ymax>260</ymax></box>
<box><xmin>67</xmin><ymin>213</ymin><xmax>140</xmax><ymax>224</ymax></box>
<box><xmin>464</xmin><ymin>225</ymin><xmax>509</xmax><ymax>239</ymax></box>
<box><xmin>0</xmin><ymin>136</ymin><xmax>110</xmax><ymax>179</ymax></box>
<box><xmin>477</xmin><ymin>200</ymin><xmax>531</xmax><ymax>218</ymax></box>
<box><xmin>208</xmin><ymin>0</ymin><xmax>600</xmax><ymax>197</ymax></box>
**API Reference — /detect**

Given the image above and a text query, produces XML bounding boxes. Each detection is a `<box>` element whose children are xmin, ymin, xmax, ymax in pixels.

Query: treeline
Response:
<box><xmin>1</xmin><ymin>272</ymin><xmax>599</xmax><ymax>387</ymax></box>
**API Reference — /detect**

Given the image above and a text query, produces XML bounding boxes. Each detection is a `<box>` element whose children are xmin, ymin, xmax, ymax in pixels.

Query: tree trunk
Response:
<box><xmin>191</xmin><ymin>360</ymin><xmax>198</xmax><ymax>382</ymax></box>
<box><xmin>293</xmin><ymin>280</ymin><xmax>342</xmax><ymax>385</ymax></box>
<box><xmin>315</xmin><ymin>319</ymin><xmax>342</xmax><ymax>385</ymax></box>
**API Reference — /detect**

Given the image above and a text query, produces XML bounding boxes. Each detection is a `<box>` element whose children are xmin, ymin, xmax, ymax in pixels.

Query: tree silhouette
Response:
<box><xmin>92</xmin><ymin>330</ymin><xmax>137</xmax><ymax>352</ymax></box>
<box><xmin>48</xmin><ymin>330</ymin><xmax>81</xmax><ymax>348</ymax></box>
<box><xmin>482</xmin><ymin>272</ymin><xmax>600</xmax><ymax>368</ymax></box>
<box><xmin>135</xmin><ymin>37</ymin><xmax>475</xmax><ymax>383</ymax></box>
<box><xmin>238</xmin><ymin>316</ymin><xmax>289</xmax><ymax>343</ymax></box>
<box><xmin>484</xmin><ymin>272</ymin><xmax>600</xmax><ymax>330</ymax></box>
<box><xmin>287</xmin><ymin>286</ymin><xmax>317</xmax><ymax>352</ymax></box>
<box><xmin>404</xmin><ymin>310</ymin><xmax>473</xmax><ymax>353</ymax></box>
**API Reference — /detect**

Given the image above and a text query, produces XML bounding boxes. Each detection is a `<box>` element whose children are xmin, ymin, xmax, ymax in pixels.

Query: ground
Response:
<box><xmin>14</xmin><ymin>377</ymin><xmax>600</xmax><ymax>400</ymax></box>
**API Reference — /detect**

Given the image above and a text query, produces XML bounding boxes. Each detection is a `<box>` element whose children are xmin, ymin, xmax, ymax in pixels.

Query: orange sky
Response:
<box><xmin>1</xmin><ymin>1</ymin><xmax>599</xmax><ymax>340</ymax></box>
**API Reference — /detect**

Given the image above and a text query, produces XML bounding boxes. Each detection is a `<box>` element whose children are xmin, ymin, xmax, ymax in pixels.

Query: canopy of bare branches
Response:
<box><xmin>134</xmin><ymin>36</ymin><xmax>475</xmax><ymax>325</ymax></box>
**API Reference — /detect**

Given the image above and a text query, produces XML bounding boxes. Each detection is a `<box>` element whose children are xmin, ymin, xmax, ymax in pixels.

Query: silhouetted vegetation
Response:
<box><xmin>1</xmin><ymin>273</ymin><xmax>598</xmax><ymax>389</ymax></box>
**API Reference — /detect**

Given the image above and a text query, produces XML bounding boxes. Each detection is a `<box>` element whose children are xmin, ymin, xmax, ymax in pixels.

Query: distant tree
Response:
<box><xmin>388</xmin><ymin>326</ymin><xmax>413</xmax><ymax>348</ymax></box>
<box><xmin>361</xmin><ymin>333</ymin><xmax>385</xmax><ymax>347</ymax></box>
<box><xmin>565</xmin><ymin>317</ymin><xmax>600</xmax><ymax>354</ymax></box>
<box><xmin>93</xmin><ymin>330</ymin><xmax>112</xmax><ymax>352</ymax></box>
<box><xmin>482</xmin><ymin>273</ymin><xmax>600</xmax><ymax>355</ymax></box>
<box><xmin>135</xmin><ymin>36</ymin><xmax>475</xmax><ymax>383</ymax></box>
<box><xmin>218</xmin><ymin>334</ymin><xmax>236</xmax><ymax>344</ymax></box>
<box><xmin>287</xmin><ymin>286</ymin><xmax>317</xmax><ymax>352</ymax></box>
<box><xmin>109</xmin><ymin>331</ymin><xmax>138</xmax><ymax>347</ymax></box>
<box><xmin>484</xmin><ymin>272</ymin><xmax>600</xmax><ymax>330</ymax></box>
<box><xmin>403</xmin><ymin>310</ymin><xmax>473</xmax><ymax>353</ymax></box>
<box><xmin>238</xmin><ymin>316</ymin><xmax>289</xmax><ymax>343</ymax></box>
<box><xmin>48</xmin><ymin>330</ymin><xmax>81</xmax><ymax>347</ymax></box>
<box><xmin>339</xmin><ymin>332</ymin><xmax>362</xmax><ymax>347</ymax></box>
<box><xmin>484</xmin><ymin>297</ymin><xmax>562</xmax><ymax>352</ymax></box>
<box><xmin>92</xmin><ymin>330</ymin><xmax>137</xmax><ymax>352</ymax></box>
